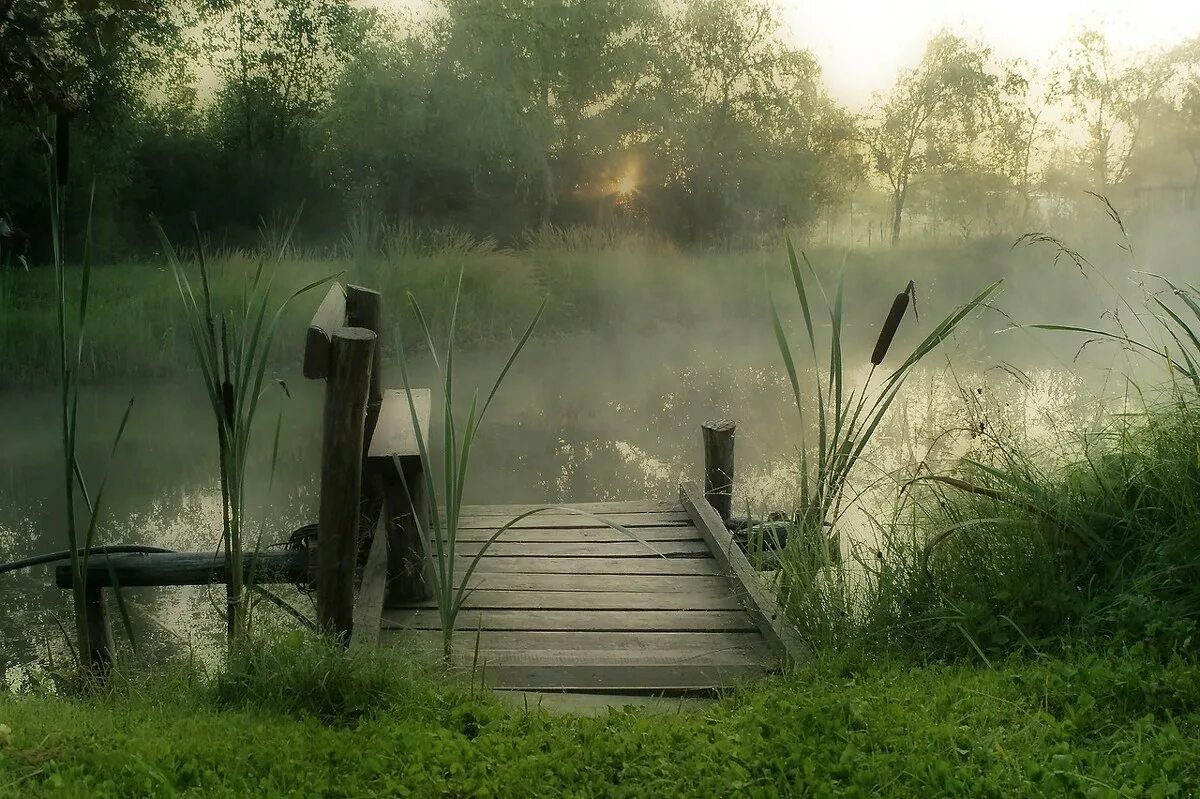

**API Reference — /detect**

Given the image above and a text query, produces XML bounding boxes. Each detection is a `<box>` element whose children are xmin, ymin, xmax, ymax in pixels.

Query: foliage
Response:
<box><xmin>152</xmin><ymin>214</ymin><xmax>331</xmax><ymax>643</ymax></box>
<box><xmin>768</xmin><ymin>239</ymin><xmax>1000</xmax><ymax>648</ymax></box>
<box><xmin>868</xmin><ymin>32</ymin><xmax>1004</xmax><ymax>244</ymax></box>
<box><xmin>395</xmin><ymin>273</ymin><xmax>654</xmax><ymax>660</ymax></box>
<box><xmin>45</xmin><ymin>123</ymin><xmax>137</xmax><ymax>679</ymax></box>
<box><xmin>1</xmin><ymin>646</ymin><xmax>1198</xmax><ymax>795</ymax></box>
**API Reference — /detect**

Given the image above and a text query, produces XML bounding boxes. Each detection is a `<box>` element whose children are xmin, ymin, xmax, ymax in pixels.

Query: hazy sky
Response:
<box><xmin>779</xmin><ymin>0</ymin><xmax>1200</xmax><ymax>107</ymax></box>
<box><xmin>376</xmin><ymin>1</ymin><xmax>1200</xmax><ymax>108</ymax></box>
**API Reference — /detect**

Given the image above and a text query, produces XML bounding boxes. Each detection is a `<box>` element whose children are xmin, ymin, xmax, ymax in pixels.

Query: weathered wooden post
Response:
<box><xmin>702</xmin><ymin>419</ymin><xmax>736</xmax><ymax>522</ymax></box>
<box><xmin>345</xmin><ymin>285</ymin><xmax>383</xmax><ymax>432</ymax></box>
<box><xmin>83</xmin><ymin>584</ymin><xmax>114</xmax><ymax>678</ymax></box>
<box><xmin>316</xmin><ymin>327</ymin><xmax>376</xmax><ymax>645</ymax></box>
<box><xmin>346</xmin><ymin>284</ymin><xmax>384</xmax><ymax>567</ymax></box>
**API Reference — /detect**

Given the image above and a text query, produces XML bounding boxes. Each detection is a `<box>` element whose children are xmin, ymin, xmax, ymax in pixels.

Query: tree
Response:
<box><xmin>199</xmin><ymin>0</ymin><xmax>365</xmax><ymax>223</ymax></box>
<box><xmin>646</xmin><ymin>0</ymin><xmax>858</xmax><ymax>242</ymax></box>
<box><xmin>1058</xmin><ymin>30</ymin><xmax>1177</xmax><ymax>193</ymax></box>
<box><xmin>869</xmin><ymin>32</ymin><xmax>1000</xmax><ymax>244</ymax></box>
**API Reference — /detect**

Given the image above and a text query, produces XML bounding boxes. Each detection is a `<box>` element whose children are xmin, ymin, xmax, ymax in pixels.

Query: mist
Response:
<box><xmin>3</xmin><ymin>0</ymin><xmax>1200</xmax><ymax>707</ymax></box>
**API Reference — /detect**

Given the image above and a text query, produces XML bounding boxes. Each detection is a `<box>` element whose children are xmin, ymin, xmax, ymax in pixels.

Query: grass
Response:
<box><xmin>777</xmin><ymin>224</ymin><xmax>1200</xmax><ymax>664</ymax></box>
<box><xmin>0</xmin><ymin>641</ymin><xmax>1197</xmax><ymax>796</ymax></box>
<box><xmin>154</xmin><ymin>214</ymin><xmax>331</xmax><ymax>642</ymax></box>
<box><xmin>0</xmin><ymin>236</ymin><xmax>1069</xmax><ymax>388</ymax></box>
<box><xmin>768</xmin><ymin>239</ymin><xmax>1000</xmax><ymax>650</ymax></box>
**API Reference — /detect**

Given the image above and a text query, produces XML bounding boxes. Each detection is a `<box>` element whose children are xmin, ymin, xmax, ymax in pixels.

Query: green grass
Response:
<box><xmin>0</xmin><ymin>237</ymin><xmax>1062</xmax><ymax>387</ymax></box>
<box><xmin>1</xmin><ymin>642</ymin><xmax>1197</xmax><ymax>796</ymax></box>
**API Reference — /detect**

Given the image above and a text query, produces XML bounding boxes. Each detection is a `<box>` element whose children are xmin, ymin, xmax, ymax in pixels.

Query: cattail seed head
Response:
<box><xmin>871</xmin><ymin>280</ymin><xmax>916</xmax><ymax>366</ymax></box>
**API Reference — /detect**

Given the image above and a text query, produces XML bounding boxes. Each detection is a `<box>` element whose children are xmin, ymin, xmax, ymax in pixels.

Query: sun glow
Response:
<box><xmin>611</xmin><ymin>170</ymin><xmax>638</xmax><ymax>197</ymax></box>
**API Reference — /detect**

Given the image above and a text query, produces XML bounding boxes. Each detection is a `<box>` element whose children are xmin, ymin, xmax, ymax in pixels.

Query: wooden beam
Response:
<box><xmin>445</xmin><ymin>556</ymin><xmax>723</xmax><ymax>576</ymax></box>
<box><xmin>345</xmin><ymin>285</ymin><xmax>383</xmax><ymax>412</ymax></box>
<box><xmin>316</xmin><ymin>327</ymin><xmax>375</xmax><ymax>645</ymax></box>
<box><xmin>679</xmin><ymin>482</ymin><xmax>807</xmax><ymax>666</ymax></box>
<box><xmin>393</xmin><ymin>589</ymin><xmax>742</xmax><ymax>611</ymax></box>
<box><xmin>435</xmin><ymin>540</ymin><xmax>710</xmax><ymax>558</ymax></box>
<box><xmin>451</xmin><ymin>511</ymin><xmax>692</xmax><ymax>529</ymax></box>
<box><xmin>456</xmin><ymin>500</ymin><xmax>679</xmax><ymax>516</ymax></box>
<box><xmin>383</xmin><ymin>455</ymin><xmax>432</xmax><ymax>603</ymax></box>
<box><xmin>56</xmin><ymin>550</ymin><xmax>310</xmax><ymax>588</ymax></box>
<box><xmin>382</xmin><ymin>608</ymin><xmax>760</xmax><ymax>632</ymax></box>
<box><xmin>303</xmin><ymin>283</ymin><xmax>346</xmax><ymax>379</ymax></box>
<box><xmin>451</xmin><ymin>526</ymin><xmax>702</xmax><ymax>543</ymax></box>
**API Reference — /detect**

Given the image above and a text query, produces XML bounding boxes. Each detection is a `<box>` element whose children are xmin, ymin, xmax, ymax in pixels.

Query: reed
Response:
<box><xmin>152</xmin><ymin>212</ymin><xmax>332</xmax><ymax>644</ymax></box>
<box><xmin>769</xmin><ymin>237</ymin><xmax>1000</xmax><ymax>642</ymax></box>
<box><xmin>392</xmin><ymin>271</ymin><xmax>656</xmax><ymax>661</ymax></box>
<box><xmin>47</xmin><ymin>117</ymin><xmax>137</xmax><ymax>679</ymax></box>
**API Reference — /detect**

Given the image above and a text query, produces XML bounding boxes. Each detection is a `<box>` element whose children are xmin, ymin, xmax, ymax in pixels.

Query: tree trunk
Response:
<box><xmin>890</xmin><ymin>190</ymin><xmax>905</xmax><ymax>246</ymax></box>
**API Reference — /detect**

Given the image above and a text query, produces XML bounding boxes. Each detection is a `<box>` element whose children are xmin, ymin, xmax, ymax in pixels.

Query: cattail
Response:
<box><xmin>871</xmin><ymin>280</ymin><xmax>916</xmax><ymax>366</ymax></box>
<box><xmin>54</xmin><ymin>113</ymin><xmax>70</xmax><ymax>187</ymax></box>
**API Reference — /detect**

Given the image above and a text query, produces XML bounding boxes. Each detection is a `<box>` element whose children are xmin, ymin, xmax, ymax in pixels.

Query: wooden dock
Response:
<box><xmin>353</xmin><ymin>486</ymin><xmax>797</xmax><ymax>697</ymax></box>
<box><xmin>56</xmin><ymin>281</ymin><xmax>799</xmax><ymax>700</ymax></box>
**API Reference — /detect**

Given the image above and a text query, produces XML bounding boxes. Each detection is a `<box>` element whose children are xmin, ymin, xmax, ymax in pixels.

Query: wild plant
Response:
<box><xmin>46</xmin><ymin>116</ymin><xmax>137</xmax><ymax>678</ymax></box>
<box><xmin>393</xmin><ymin>272</ymin><xmax>655</xmax><ymax>661</ymax></box>
<box><xmin>768</xmin><ymin>237</ymin><xmax>1000</xmax><ymax>634</ymax></box>
<box><xmin>152</xmin><ymin>213</ymin><xmax>332</xmax><ymax>644</ymax></box>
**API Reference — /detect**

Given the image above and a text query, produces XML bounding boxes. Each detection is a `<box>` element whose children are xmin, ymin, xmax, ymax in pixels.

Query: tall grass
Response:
<box><xmin>393</xmin><ymin>272</ymin><xmax>654</xmax><ymax>660</ymax></box>
<box><xmin>778</xmin><ymin>218</ymin><xmax>1200</xmax><ymax>662</ymax></box>
<box><xmin>47</xmin><ymin>118</ymin><xmax>136</xmax><ymax>678</ymax></box>
<box><xmin>152</xmin><ymin>213</ymin><xmax>331</xmax><ymax>643</ymax></box>
<box><xmin>769</xmin><ymin>238</ymin><xmax>1000</xmax><ymax>648</ymax></box>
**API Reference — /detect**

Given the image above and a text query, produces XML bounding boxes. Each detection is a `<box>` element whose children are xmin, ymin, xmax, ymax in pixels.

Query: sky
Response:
<box><xmin>778</xmin><ymin>0</ymin><xmax>1200</xmax><ymax>107</ymax></box>
<box><xmin>378</xmin><ymin>0</ymin><xmax>1200</xmax><ymax>107</ymax></box>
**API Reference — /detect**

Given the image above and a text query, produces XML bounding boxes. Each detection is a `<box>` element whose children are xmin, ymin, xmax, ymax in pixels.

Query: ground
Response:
<box><xmin>1</xmin><ymin>647</ymin><xmax>1197</xmax><ymax>797</ymax></box>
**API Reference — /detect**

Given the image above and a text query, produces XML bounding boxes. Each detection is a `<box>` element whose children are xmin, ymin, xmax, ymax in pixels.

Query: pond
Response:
<box><xmin>0</xmin><ymin>309</ymin><xmax>1117</xmax><ymax>681</ymax></box>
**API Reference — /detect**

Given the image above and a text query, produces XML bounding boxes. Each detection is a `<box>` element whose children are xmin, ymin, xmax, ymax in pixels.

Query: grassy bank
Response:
<box><xmin>1</xmin><ymin>640</ymin><xmax>1197</xmax><ymax>797</ymax></box>
<box><xmin>0</xmin><ymin>236</ymin><xmax>1099</xmax><ymax>387</ymax></box>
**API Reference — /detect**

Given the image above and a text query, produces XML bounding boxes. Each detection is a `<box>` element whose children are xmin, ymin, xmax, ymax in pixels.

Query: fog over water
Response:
<box><xmin>2</xmin><ymin>226</ymin><xmax>1178</xmax><ymax>676</ymax></box>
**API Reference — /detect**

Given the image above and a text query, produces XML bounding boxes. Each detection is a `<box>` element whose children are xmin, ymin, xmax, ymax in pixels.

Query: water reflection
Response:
<box><xmin>0</xmin><ymin>328</ymin><xmax>1111</xmax><ymax>677</ymax></box>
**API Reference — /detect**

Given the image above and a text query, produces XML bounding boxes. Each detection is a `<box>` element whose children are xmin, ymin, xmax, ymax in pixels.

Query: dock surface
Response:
<box><xmin>375</xmin><ymin>499</ymin><xmax>779</xmax><ymax>696</ymax></box>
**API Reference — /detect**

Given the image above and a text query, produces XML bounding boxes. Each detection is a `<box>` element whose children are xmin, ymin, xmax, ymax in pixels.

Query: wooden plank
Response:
<box><xmin>495</xmin><ymin>692</ymin><xmax>711</xmax><ymax>715</ymax></box>
<box><xmin>478</xmin><ymin>663</ymin><xmax>768</xmax><ymax>693</ymax></box>
<box><xmin>435</xmin><ymin>541</ymin><xmax>711</xmax><ymax>558</ymax></box>
<box><xmin>56</xmin><ymin>550</ymin><xmax>309</xmax><ymax>588</ymax></box>
<box><xmin>458</xmin><ymin>500</ymin><xmax>680</xmax><ymax>516</ymax></box>
<box><xmin>390</xmin><ymin>629</ymin><xmax>770</xmax><ymax>653</ymax></box>
<box><xmin>368</xmin><ymin>389</ymin><xmax>430</xmax><ymax>463</ymax></box>
<box><xmin>381</xmin><ymin>608</ymin><xmax>760</xmax><ymax>632</ymax></box>
<box><xmin>394</xmin><ymin>589</ymin><xmax>741</xmax><ymax>611</ymax></box>
<box><xmin>679</xmin><ymin>482</ymin><xmax>807</xmax><ymax>665</ymax></box>
<box><xmin>447</xmin><ymin>556</ymin><xmax>722</xmax><ymax>575</ymax></box>
<box><xmin>444</xmin><ymin>649</ymin><xmax>771</xmax><ymax>668</ymax></box>
<box><xmin>452</xmin><ymin>512</ymin><xmax>692</xmax><ymax>529</ymax></box>
<box><xmin>453</xmin><ymin>526</ymin><xmax>702</xmax><ymax>543</ymax></box>
<box><xmin>449</xmin><ymin>573</ymin><xmax>732</xmax><ymax>593</ymax></box>
<box><xmin>303</xmin><ymin>283</ymin><xmax>346</xmax><ymax>379</ymax></box>
<box><xmin>349</xmin><ymin>523</ymin><xmax>388</xmax><ymax>650</ymax></box>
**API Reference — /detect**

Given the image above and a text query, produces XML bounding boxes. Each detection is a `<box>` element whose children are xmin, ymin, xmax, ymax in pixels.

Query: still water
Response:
<box><xmin>0</xmin><ymin>323</ymin><xmax>1105</xmax><ymax>680</ymax></box>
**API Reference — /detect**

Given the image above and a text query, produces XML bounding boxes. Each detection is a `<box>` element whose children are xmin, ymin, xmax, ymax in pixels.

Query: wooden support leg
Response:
<box><xmin>702</xmin><ymin>419</ymin><xmax>736</xmax><ymax>522</ymax></box>
<box><xmin>383</xmin><ymin>459</ymin><xmax>432</xmax><ymax>604</ymax></box>
<box><xmin>316</xmin><ymin>327</ymin><xmax>376</xmax><ymax>646</ymax></box>
<box><xmin>84</xmin><ymin>585</ymin><xmax>114</xmax><ymax>678</ymax></box>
